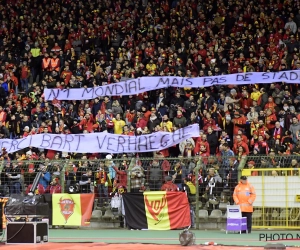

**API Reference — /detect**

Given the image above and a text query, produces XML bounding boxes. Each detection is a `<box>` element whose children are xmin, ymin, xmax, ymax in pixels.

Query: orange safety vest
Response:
<box><xmin>233</xmin><ymin>181</ymin><xmax>256</xmax><ymax>212</ymax></box>
<box><xmin>42</xmin><ymin>58</ymin><xmax>51</xmax><ymax>70</ymax></box>
<box><xmin>50</xmin><ymin>58</ymin><xmax>60</xmax><ymax>72</ymax></box>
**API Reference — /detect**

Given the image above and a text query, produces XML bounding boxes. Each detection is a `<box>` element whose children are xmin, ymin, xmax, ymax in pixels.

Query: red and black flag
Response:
<box><xmin>122</xmin><ymin>191</ymin><xmax>191</xmax><ymax>230</ymax></box>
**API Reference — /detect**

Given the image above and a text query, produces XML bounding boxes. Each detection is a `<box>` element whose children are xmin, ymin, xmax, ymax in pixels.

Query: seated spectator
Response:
<box><xmin>25</xmin><ymin>183</ymin><xmax>46</xmax><ymax>195</ymax></box>
<box><xmin>45</xmin><ymin>178</ymin><xmax>62</xmax><ymax>194</ymax></box>
<box><xmin>242</xmin><ymin>161</ymin><xmax>258</xmax><ymax>176</ymax></box>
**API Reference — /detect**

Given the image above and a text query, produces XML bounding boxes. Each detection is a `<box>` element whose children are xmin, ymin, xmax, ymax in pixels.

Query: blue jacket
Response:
<box><xmin>108</xmin><ymin>163</ymin><xmax>116</xmax><ymax>179</ymax></box>
<box><xmin>2</xmin><ymin>82</ymin><xmax>8</xmax><ymax>93</ymax></box>
<box><xmin>39</xmin><ymin>172</ymin><xmax>51</xmax><ymax>189</ymax></box>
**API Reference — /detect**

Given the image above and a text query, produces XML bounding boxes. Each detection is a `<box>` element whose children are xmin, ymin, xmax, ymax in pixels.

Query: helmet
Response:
<box><xmin>179</xmin><ymin>229</ymin><xmax>195</xmax><ymax>246</ymax></box>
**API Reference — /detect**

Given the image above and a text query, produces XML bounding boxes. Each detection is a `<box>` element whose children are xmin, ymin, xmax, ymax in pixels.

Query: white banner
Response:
<box><xmin>1</xmin><ymin>124</ymin><xmax>199</xmax><ymax>154</ymax></box>
<box><xmin>44</xmin><ymin>70</ymin><xmax>300</xmax><ymax>100</ymax></box>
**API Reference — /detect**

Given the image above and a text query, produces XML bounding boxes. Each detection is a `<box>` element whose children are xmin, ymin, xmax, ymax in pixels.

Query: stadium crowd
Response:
<box><xmin>1</xmin><ymin>0</ymin><xmax>300</xmax><ymax>197</ymax></box>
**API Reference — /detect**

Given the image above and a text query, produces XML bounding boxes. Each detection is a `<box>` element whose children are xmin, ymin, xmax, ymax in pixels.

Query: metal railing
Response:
<box><xmin>1</xmin><ymin>155</ymin><xmax>300</xmax><ymax>229</ymax></box>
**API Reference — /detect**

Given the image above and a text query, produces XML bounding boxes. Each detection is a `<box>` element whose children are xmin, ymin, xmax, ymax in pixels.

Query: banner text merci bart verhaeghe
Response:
<box><xmin>0</xmin><ymin>124</ymin><xmax>199</xmax><ymax>153</ymax></box>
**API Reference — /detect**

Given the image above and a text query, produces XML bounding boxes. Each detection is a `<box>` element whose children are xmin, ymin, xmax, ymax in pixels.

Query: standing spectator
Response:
<box><xmin>112</xmin><ymin>100</ymin><xmax>123</xmax><ymax>117</ymax></box>
<box><xmin>285</xmin><ymin>17</ymin><xmax>297</xmax><ymax>34</ymax></box>
<box><xmin>113</xmin><ymin>113</ymin><xmax>126</xmax><ymax>134</ymax></box>
<box><xmin>206</xmin><ymin>127</ymin><xmax>218</xmax><ymax>155</ymax></box>
<box><xmin>161</xmin><ymin>176</ymin><xmax>178</xmax><ymax>191</ymax></box>
<box><xmin>113</xmin><ymin>163</ymin><xmax>127</xmax><ymax>192</ymax></box>
<box><xmin>96</xmin><ymin>161</ymin><xmax>108</xmax><ymax>206</ymax></box>
<box><xmin>224</xmin><ymin>89</ymin><xmax>240</xmax><ymax>112</ymax></box>
<box><xmin>147</xmin><ymin>159</ymin><xmax>163</xmax><ymax>191</ymax></box>
<box><xmin>183</xmin><ymin>177</ymin><xmax>196</xmax><ymax>228</ymax></box>
<box><xmin>130</xmin><ymin>164</ymin><xmax>144</xmax><ymax>193</ymax></box>
<box><xmin>257</xmin><ymin>88</ymin><xmax>269</xmax><ymax>110</ymax></box>
<box><xmin>201</xmin><ymin>91</ymin><xmax>215</xmax><ymax>111</ymax></box>
<box><xmin>232</xmin><ymin>111</ymin><xmax>247</xmax><ymax>137</ymax></box>
<box><xmin>20</xmin><ymin>61</ymin><xmax>30</xmax><ymax>92</ymax></box>
<box><xmin>65</xmin><ymin>163</ymin><xmax>76</xmax><ymax>193</ymax></box>
<box><xmin>233</xmin><ymin>135</ymin><xmax>250</xmax><ymax>155</ymax></box>
<box><xmin>7</xmin><ymin>163</ymin><xmax>22</xmax><ymax>194</ymax></box>
<box><xmin>173</xmin><ymin>110</ymin><xmax>187</xmax><ymax>128</ymax></box>
<box><xmin>225</xmin><ymin>157</ymin><xmax>239</xmax><ymax>204</ymax></box>
<box><xmin>38</xmin><ymin>165</ymin><xmax>51</xmax><ymax>190</ymax></box>
<box><xmin>290</xmin><ymin>116</ymin><xmax>300</xmax><ymax>143</ymax></box>
<box><xmin>79</xmin><ymin>169</ymin><xmax>93</xmax><ymax>193</ymax></box>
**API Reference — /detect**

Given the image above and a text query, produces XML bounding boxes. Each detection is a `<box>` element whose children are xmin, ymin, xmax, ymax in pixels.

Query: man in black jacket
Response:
<box><xmin>201</xmin><ymin>91</ymin><xmax>215</xmax><ymax>111</ymax></box>
<box><xmin>225</xmin><ymin>157</ymin><xmax>239</xmax><ymax>204</ymax></box>
<box><xmin>79</xmin><ymin>169</ymin><xmax>93</xmax><ymax>193</ymax></box>
<box><xmin>6</xmin><ymin>163</ymin><xmax>22</xmax><ymax>194</ymax></box>
<box><xmin>258</xmin><ymin>88</ymin><xmax>269</xmax><ymax>109</ymax></box>
<box><xmin>183</xmin><ymin>177</ymin><xmax>196</xmax><ymax>228</ymax></box>
<box><xmin>206</xmin><ymin>127</ymin><xmax>218</xmax><ymax>155</ymax></box>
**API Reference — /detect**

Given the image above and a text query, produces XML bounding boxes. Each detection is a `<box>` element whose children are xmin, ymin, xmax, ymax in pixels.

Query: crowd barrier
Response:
<box><xmin>0</xmin><ymin>155</ymin><xmax>299</xmax><ymax>229</ymax></box>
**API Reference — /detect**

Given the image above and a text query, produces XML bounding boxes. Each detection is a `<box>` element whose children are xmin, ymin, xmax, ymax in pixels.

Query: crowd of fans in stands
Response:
<box><xmin>0</xmin><ymin>0</ymin><xmax>300</xmax><ymax>195</ymax></box>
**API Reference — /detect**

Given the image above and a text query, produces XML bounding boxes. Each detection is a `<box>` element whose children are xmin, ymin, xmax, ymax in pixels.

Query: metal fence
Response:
<box><xmin>0</xmin><ymin>155</ymin><xmax>300</xmax><ymax>229</ymax></box>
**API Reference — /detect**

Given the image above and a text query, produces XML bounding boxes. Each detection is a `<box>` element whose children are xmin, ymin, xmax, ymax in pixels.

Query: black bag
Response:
<box><xmin>5</xmin><ymin>195</ymin><xmax>49</xmax><ymax>216</ymax></box>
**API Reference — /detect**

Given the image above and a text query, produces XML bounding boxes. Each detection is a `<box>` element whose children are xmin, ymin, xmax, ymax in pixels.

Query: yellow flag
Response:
<box><xmin>52</xmin><ymin>194</ymin><xmax>81</xmax><ymax>226</ymax></box>
<box><xmin>144</xmin><ymin>191</ymin><xmax>170</xmax><ymax>230</ymax></box>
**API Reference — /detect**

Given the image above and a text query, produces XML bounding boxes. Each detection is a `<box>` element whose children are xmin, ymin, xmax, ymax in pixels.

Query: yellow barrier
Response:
<box><xmin>246</xmin><ymin>168</ymin><xmax>300</xmax><ymax>229</ymax></box>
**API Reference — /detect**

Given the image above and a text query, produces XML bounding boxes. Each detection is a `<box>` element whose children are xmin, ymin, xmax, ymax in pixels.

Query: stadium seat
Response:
<box><xmin>198</xmin><ymin>209</ymin><xmax>209</xmax><ymax>220</ymax></box>
<box><xmin>197</xmin><ymin>201</ymin><xmax>203</xmax><ymax>209</ymax></box>
<box><xmin>209</xmin><ymin>209</ymin><xmax>223</xmax><ymax>222</ymax></box>
<box><xmin>91</xmin><ymin>210</ymin><xmax>102</xmax><ymax>220</ymax></box>
<box><xmin>218</xmin><ymin>202</ymin><xmax>230</xmax><ymax>212</ymax></box>
<box><xmin>252</xmin><ymin>209</ymin><xmax>262</xmax><ymax>219</ymax></box>
<box><xmin>221</xmin><ymin>211</ymin><xmax>227</xmax><ymax>221</ymax></box>
<box><xmin>102</xmin><ymin>209</ymin><xmax>115</xmax><ymax>221</ymax></box>
<box><xmin>271</xmin><ymin>210</ymin><xmax>279</xmax><ymax>218</ymax></box>
<box><xmin>279</xmin><ymin>209</ymin><xmax>289</xmax><ymax>220</ymax></box>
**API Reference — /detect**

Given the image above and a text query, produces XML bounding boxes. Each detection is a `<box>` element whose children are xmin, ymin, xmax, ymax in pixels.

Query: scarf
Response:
<box><xmin>150</xmin><ymin>115</ymin><xmax>157</xmax><ymax>121</ymax></box>
<box><xmin>273</xmin><ymin>127</ymin><xmax>281</xmax><ymax>139</ymax></box>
